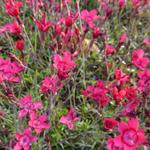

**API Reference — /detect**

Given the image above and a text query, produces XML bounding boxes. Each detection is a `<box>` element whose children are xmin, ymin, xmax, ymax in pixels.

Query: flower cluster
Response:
<box><xmin>0</xmin><ymin>0</ymin><xmax>149</xmax><ymax>149</ymax></box>
<box><xmin>14</xmin><ymin>95</ymin><xmax>50</xmax><ymax>149</ymax></box>
<box><xmin>82</xmin><ymin>80</ymin><xmax>109</xmax><ymax>106</ymax></box>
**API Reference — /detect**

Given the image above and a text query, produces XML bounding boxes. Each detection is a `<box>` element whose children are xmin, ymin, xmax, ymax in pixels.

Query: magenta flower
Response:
<box><xmin>18</xmin><ymin>95</ymin><xmax>42</xmax><ymax>118</ymax></box>
<box><xmin>0</xmin><ymin>57</ymin><xmax>23</xmax><ymax>83</ymax></box>
<box><xmin>35</xmin><ymin>14</ymin><xmax>52</xmax><ymax>32</ymax></box>
<box><xmin>113</xmin><ymin>118</ymin><xmax>146</xmax><ymax>150</ymax></box>
<box><xmin>53</xmin><ymin>51</ymin><xmax>76</xmax><ymax>79</ymax></box>
<box><xmin>14</xmin><ymin>128</ymin><xmax>36</xmax><ymax>150</ymax></box>
<box><xmin>121</xmin><ymin>99</ymin><xmax>139</xmax><ymax>116</ymax></box>
<box><xmin>5</xmin><ymin>0</ymin><xmax>22</xmax><ymax>17</ymax></box>
<box><xmin>40</xmin><ymin>75</ymin><xmax>63</xmax><ymax>95</ymax></box>
<box><xmin>132</xmin><ymin>49</ymin><xmax>149</xmax><ymax>70</ymax></box>
<box><xmin>131</xmin><ymin>0</ymin><xmax>141</xmax><ymax>8</ymax></box>
<box><xmin>60</xmin><ymin>108</ymin><xmax>79</xmax><ymax>130</ymax></box>
<box><xmin>107</xmin><ymin>138</ymin><xmax>123</xmax><ymax>150</ymax></box>
<box><xmin>137</xmin><ymin>69</ymin><xmax>150</xmax><ymax>93</ymax></box>
<box><xmin>118</xmin><ymin>0</ymin><xmax>126</xmax><ymax>9</ymax></box>
<box><xmin>28</xmin><ymin>111</ymin><xmax>50</xmax><ymax>134</ymax></box>
<box><xmin>82</xmin><ymin>80</ymin><xmax>109</xmax><ymax>106</ymax></box>
<box><xmin>115</xmin><ymin>69</ymin><xmax>129</xmax><ymax>86</ymax></box>
<box><xmin>0</xmin><ymin>21</ymin><xmax>22</xmax><ymax>35</ymax></box>
<box><xmin>81</xmin><ymin>9</ymin><xmax>99</xmax><ymax>28</ymax></box>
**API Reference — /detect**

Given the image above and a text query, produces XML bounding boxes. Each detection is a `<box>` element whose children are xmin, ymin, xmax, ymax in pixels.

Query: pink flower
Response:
<box><xmin>0</xmin><ymin>22</ymin><xmax>22</xmax><ymax>34</ymax></box>
<box><xmin>82</xmin><ymin>80</ymin><xmax>109</xmax><ymax>106</ymax></box>
<box><xmin>131</xmin><ymin>0</ymin><xmax>141</xmax><ymax>8</ymax></box>
<box><xmin>5</xmin><ymin>0</ymin><xmax>22</xmax><ymax>17</ymax></box>
<box><xmin>35</xmin><ymin>14</ymin><xmax>52</xmax><ymax>32</ymax></box>
<box><xmin>121</xmin><ymin>99</ymin><xmax>139</xmax><ymax>116</ymax></box>
<box><xmin>0</xmin><ymin>57</ymin><xmax>23</xmax><ymax>83</ymax></box>
<box><xmin>105</xmin><ymin>44</ymin><xmax>116</xmax><ymax>55</ymax></box>
<box><xmin>107</xmin><ymin>138</ymin><xmax>123</xmax><ymax>150</ymax></box>
<box><xmin>40</xmin><ymin>75</ymin><xmax>63</xmax><ymax>95</ymax></box>
<box><xmin>14</xmin><ymin>128</ymin><xmax>36</xmax><ymax>150</ymax></box>
<box><xmin>132</xmin><ymin>49</ymin><xmax>149</xmax><ymax>70</ymax></box>
<box><xmin>53</xmin><ymin>51</ymin><xmax>76</xmax><ymax>79</ymax></box>
<box><xmin>60</xmin><ymin>108</ymin><xmax>79</xmax><ymax>130</ymax></box>
<box><xmin>104</xmin><ymin>118</ymin><xmax>118</xmax><ymax>130</ymax></box>
<box><xmin>18</xmin><ymin>95</ymin><xmax>42</xmax><ymax>118</ymax></box>
<box><xmin>81</xmin><ymin>9</ymin><xmax>99</xmax><ymax>28</ymax></box>
<box><xmin>113</xmin><ymin>118</ymin><xmax>146</xmax><ymax>150</ymax></box>
<box><xmin>28</xmin><ymin>111</ymin><xmax>50</xmax><ymax>134</ymax></box>
<box><xmin>143</xmin><ymin>38</ymin><xmax>150</xmax><ymax>48</ymax></box>
<box><xmin>118</xmin><ymin>0</ymin><xmax>126</xmax><ymax>9</ymax></box>
<box><xmin>115</xmin><ymin>69</ymin><xmax>129</xmax><ymax>86</ymax></box>
<box><xmin>137</xmin><ymin>69</ymin><xmax>150</xmax><ymax>92</ymax></box>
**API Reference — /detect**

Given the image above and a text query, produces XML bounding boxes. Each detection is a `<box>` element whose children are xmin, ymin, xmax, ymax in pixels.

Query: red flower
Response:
<box><xmin>35</xmin><ymin>14</ymin><xmax>52</xmax><ymax>32</ymax></box>
<box><xmin>5</xmin><ymin>0</ymin><xmax>22</xmax><ymax>17</ymax></box>
<box><xmin>81</xmin><ymin>9</ymin><xmax>100</xmax><ymax>28</ymax></box>
<box><xmin>125</xmin><ymin>87</ymin><xmax>137</xmax><ymax>101</ymax></box>
<box><xmin>40</xmin><ymin>75</ymin><xmax>63</xmax><ymax>95</ymax></box>
<box><xmin>112</xmin><ymin>87</ymin><xmax>126</xmax><ymax>104</ymax></box>
<box><xmin>115</xmin><ymin>69</ymin><xmax>129</xmax><ymax>86</ymax></box>
<box><xmin>15</xmin><ymin>39</ymin><xmax>24</xmax><ymax>51</ymax></box>
<box><xmin>14</xmin><ymin>128</ymin><xmax>37</xmax><ymax>150</ymax></box>
<box><xmin>65</xmin><ymin>17</ymin><xmax>73</xmax><ymax>27</ymax></box>
<box><xmin>28</xmin><ymin>111</ymin><xmax>50</xmax><ymax>134</ymax></box>
<box><xmin>53</xmin><ymin>51</ymin><xmax>76</xmax><ymax>79</ymax></box>
<box><xmin>60</xmin><ymin>108</ymin><xmax>79</xmax><ymax>130</ymax></box>
<box><xmin>132</xmin><ymin>49</ymin><xmax>149</xmax><ymax>70</ymax></box>
<box><xmin>18</xmin><ymin>95</ymin><xmax>42</xmax><ymax>118</ymax></box>
<box><xmin>113</xmin><ymin>118</ymin><xmax>146</xmax><ymax>150</ymax></box>
<box><xmin>105</xmin><ymin>44</ymin><xmax>116</xmax><ymax>55</ymax></box>
<box><xmin>82</xmin><ymin>80</ymin><xmax>109</xmax><ymax>106</ymax></box>
<box><xmin>104</xmin><ymin>118</ymin><xmax>118</xmax><ymax>130</ymax></box>
<box><xmin>92</xmin><ymin>27</ymin><xmax>101</xmax><ymax>39</ymax></box>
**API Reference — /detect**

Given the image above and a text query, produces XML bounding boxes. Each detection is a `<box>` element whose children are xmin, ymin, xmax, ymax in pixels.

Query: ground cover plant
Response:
<box><xmin>0</xmin><ymin>0</ymin><xmax>150</xmax><ymax>149</ymax></box>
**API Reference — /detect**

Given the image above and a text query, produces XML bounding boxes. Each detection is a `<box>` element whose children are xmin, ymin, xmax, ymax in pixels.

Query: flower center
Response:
<box><xmin>33</xmin><ymin>120</ymin><xmax>40</xmax><ymax>127</ymax></box>
<box><xmin>20</xmin><ymin>135</ymin><xmax>30</xmax><ymax>146</ymax></box>
<box><xmin>122</xmin><ymin>129</ymin><xmax>138</xmax><ymax>146</ymax></box>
